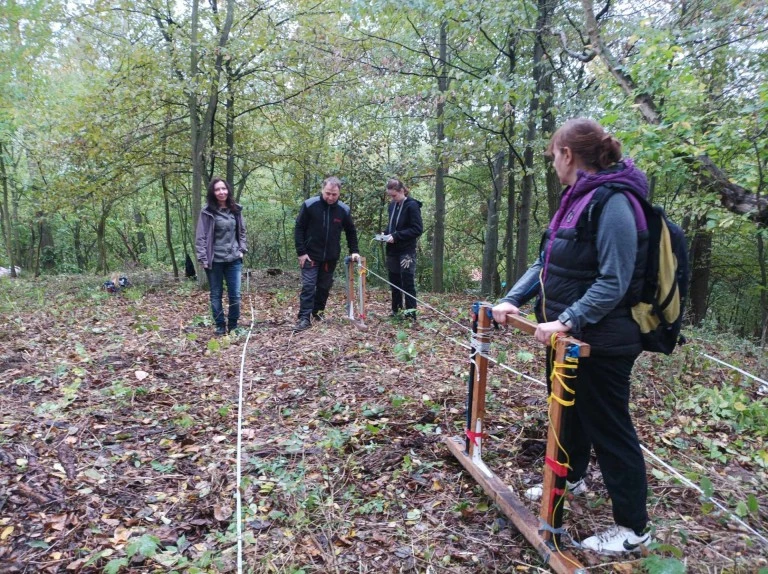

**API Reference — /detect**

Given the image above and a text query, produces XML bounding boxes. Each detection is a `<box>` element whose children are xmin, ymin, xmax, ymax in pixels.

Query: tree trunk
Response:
<box><xmin>96</xmin><ymin>206</ymin><xmax>110</xmax><ymax>274</ymax></box>
<box><xmin>688</xmin><ymin>221</ymin><xmax>712</xmax><ymax>326</ymax></box>
<box><xmin>189</xmin><ymin>0</ymin><xmax>202</xmax><ymax>283</ymax></box>
<box><xmin>225</xmin><ymin>61</ymin><xmax>236</xmax><ymax>187</ymax></box>
<box><xmin>432</xmin><ymin>20</ymin><xmax>448</xmax><ymax>293</ymax></box>
<box><xmin>536</xmin><ymin>0</ymin><xmax>559</xmax><ymax>220</ymax></box>
<box><xmin>481</xmin><ymin>151</ymin><xmax>505</xmax><ymax>297</ymax></box>
<box><xmin>30</xmin><ymin>221</ymin><xmax>38</xmax><ymax>277</ymax></box>
<box><xmin>189</xmin><ymin>0</ymin><xmax>235</xmax><ymax>287</ymax></box>
<box><xmin>502</xmin><ymin>33</ymin><xmax>518</xmax><ymax>288</ymax></box>
<box><xmin>163</xmin><ymin>178</ymin><xmax>179</xmax><ymax>279</ymax></box>
<box><xmin>506</xmin><ymin>143</ymin><xmax>517</xmax><ymax>289</ymax></box>
<box><xmin>72</xmin><ymin>220</ymin><xmax>86</xmax><ymax>271</ymax></box>
<box><xmin>0</xmin><ymin>142</ymin><xmax>18</xmax><ymax>277</ymax></box>
<box><xmin>516</xmin><ymin>146</ymin><xmax>533</xmax><ymax>282</ymax></box>
<box><xmin>33</xmin><ymin>213</ymin><xmax>54</xmax><ymax>277</ymax></box>
<box><xmin>134</xmin><ymin>207</ymin><xmax>147</xmax><ymax>258</ymax></box>
<box><xmin>516</xmin><ymin>0</ymin><xmax>553</xmax><ymax>279</ymax></box>
<box><xmin>39</xmin><ymin>215</ymin><xmax>55</xmax><ymax>271</ymax></box>
<box><xmin>758</xmin><ymin>232</ymin><xmax>767</xmax><ymax>347</ymax></box>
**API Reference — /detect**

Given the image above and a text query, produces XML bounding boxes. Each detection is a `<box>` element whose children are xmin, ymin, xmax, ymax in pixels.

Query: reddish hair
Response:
<box><xmin>546</xmin><ymin>118</ymin><xmax>622</xmax><ymax>171</ymax></box>
<box><xmin>386</xmin><ymin>178</ymin><xmax>409</xmax><ymax>196</ymax></box>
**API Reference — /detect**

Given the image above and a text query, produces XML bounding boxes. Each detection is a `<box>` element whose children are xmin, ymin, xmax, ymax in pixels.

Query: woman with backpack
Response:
<box><xmin>195</xmin><ymin>177</ymin><xmax>248</xmax><ymax>336</ymax></box>
<box><xmin>491</xmin><ymin>118</ymin><xmax>652</xmax><ymax>555</ymax></box>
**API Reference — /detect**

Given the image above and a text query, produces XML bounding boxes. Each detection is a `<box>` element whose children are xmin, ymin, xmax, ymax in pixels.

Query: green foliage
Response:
<box><xmin>103</xmin><ymin>558</ymin><xmax>129</xmax><ymax>574</ymax></box>
<box><xmin>172</xmin><ymin>404</ymin><xmax>195</xmax><ymax>429</ymax></box>
<box><xmin>362</xmin><ymin>403</ymin><xmax>386</xmax><ymax>418</ymax></box>
<box><xmin>390</xmin><ymin>394</ymin><xmax>409</xmax><ymax>408</ymax></box>
<box><xmin>0</xmin><ymin>0</ymin><xmax>766</xmax><ymax>341</ymax></box>
<box><xmin>643</xmin><ymin>554</ymin><xmax>686</xmax><ymax>574</ymax></box>
<box><xmin>150</xmin><ymin>460</ymin><xmax>175</xmax><ymax>473</ymax></box>
<box><xmin>394</xmin><ymin>331</ymin><xmax>418</xmax><ymax>362</ymax></box>
<box><xmin>677</xmin><ymin>382</ymin><xmax>768</xmax><ymax>435</ymax></box>
<box><xmin>126</xmin><ymin>534</ymin><xmax>160</xmax><ymax>558</ymax></box>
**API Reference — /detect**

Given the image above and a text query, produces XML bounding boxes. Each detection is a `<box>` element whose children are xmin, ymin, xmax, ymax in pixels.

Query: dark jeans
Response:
<box><xmin>387</xmin><ymin>252</ymin><xmax>417</xmax><ymax>314</ymax></box>
<box><xmin>298</xmin><ymin>259</ymin><xmax>337</xmax><ymax>319</ymax></box>
<box><xmin>205</xmin><ymin>259</ymin><xmax>242</xmax><ymax>328</ymax></box>
<box><xmin>547</xmin><ymin>352</ymin><xmax>647</xmax><ymax>533</ymax></box>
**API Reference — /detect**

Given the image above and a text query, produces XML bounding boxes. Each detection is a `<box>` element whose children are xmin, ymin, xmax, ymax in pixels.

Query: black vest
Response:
<box><xmin>536</xmin><ymin>188</ymin><xmax>648</xmax><ymax>356</ymax></box>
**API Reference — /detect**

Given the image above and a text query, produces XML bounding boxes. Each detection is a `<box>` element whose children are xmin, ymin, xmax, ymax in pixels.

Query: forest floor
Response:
<box><xmin>1</xmin><ymin>270</ymin><xmax>767</xmax><ymax>574</ymax></box>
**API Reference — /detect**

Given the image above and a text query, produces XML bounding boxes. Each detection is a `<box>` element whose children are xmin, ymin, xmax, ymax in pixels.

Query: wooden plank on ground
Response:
<box><xmin>443</xmin><ymin>436</ymin><xmax>585</xmax><ymax>574</ymax></box>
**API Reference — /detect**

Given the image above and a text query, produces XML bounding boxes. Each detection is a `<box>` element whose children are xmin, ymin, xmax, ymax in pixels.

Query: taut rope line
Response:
<box><xmin>698</xmin><ymin>351</ymin><xmax>768</xmax><ymax>391</ymax></box>
<box><xmin>359</xmin><ymin>262</ymin><xmax>474</xmax><ymax>333</ymax></box>
<box><xmin>357</xmin><ymin>263</ymin><xmax>768</xmax><ymax>547</ymax></box>
<box><xmin>235</xmin><ymin>280</ymin><xmax>256</xmax><ymax>574</ymax></box>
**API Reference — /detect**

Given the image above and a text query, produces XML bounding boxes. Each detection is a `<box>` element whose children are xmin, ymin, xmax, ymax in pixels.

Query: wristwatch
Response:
<box><xmin>558</xmin><ymin>312</ymin><xmax>573</xmax><ymax>329</ymax></box>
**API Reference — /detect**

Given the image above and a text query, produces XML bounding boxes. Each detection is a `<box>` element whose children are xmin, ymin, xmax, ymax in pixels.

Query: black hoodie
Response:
<box><xmin>385</xmin><ymin>196</ymin><xmax>423</xmax><ymax>256</ymax></box>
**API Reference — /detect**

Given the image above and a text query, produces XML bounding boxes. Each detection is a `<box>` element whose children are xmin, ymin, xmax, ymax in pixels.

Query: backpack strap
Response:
<box><xmin>586</xmin><ymin>183</ymin><xmax>649</xmax><ymax>239</ymax></box>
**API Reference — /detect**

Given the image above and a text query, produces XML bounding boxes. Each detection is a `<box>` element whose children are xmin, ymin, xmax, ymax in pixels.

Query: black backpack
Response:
<box><xmin>590</xmin><ymin>184</ymin><xmax>690</xmax><ymax>354</ymax></box>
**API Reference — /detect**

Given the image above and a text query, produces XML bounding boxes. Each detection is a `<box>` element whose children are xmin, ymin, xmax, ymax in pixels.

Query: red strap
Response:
<box><xmin>548</xmin><ymin>488</ymin><xmax>566</xmax><ymax>511</ymax></box>
<box><xmin>465</xmin><ymin>429</ymin><xmax>488</xmax><ymax>446</ymax></box>
<box><xmin>545</xmin><ymin>456</ymin><xmax>569</xmax><ymax>478</ymax></box>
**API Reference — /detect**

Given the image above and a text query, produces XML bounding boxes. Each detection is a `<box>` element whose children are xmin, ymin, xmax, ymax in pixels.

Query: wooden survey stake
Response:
<box><xmin>443</xmin><ymin>306</ymin><xmax>590</xmax><ymax>573</ymax></box>
<box><xmin>346</xmin><ymin>256</ymin><xmax>367</xmax><ymax>328</ymax></box>
<box><xmin>506</xmin><ymin>315</ymin><xmax>590</xmax><ymax>546</ymax></box>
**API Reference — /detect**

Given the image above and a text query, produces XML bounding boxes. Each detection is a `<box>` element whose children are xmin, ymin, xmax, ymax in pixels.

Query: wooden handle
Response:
<box><xmin>505</xmin><ymin>313</ymin><xmax>590</xmax><ymax>356</ymax></box>
<box><xmin>505</xmin><ymin>314</ymin><xmax>537</xmax><ymax>335</ymax></box>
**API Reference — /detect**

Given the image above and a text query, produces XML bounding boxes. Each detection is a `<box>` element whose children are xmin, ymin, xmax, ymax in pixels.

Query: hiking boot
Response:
<box><xmin>524</xmin><ymin>478</ymin><xmax>587</xmax><ymax>501</ymax></box>
<box><xmin>312</xmin><ymin>311</ymin><xmax>325</xmax><ymax>322</ymax></box>
<box><xmin>293</xmin><ymin>318</ymin><xmax>312</xmax><ymax>332</ymax></box>
<box><xmin>215</xmin><ymin>325</ymin><xmax>227</xmax><ymax>336</ymax></box>
<box><xmin>403</xmin><ymin>309</ymin><xmax>417</xmax><ymax>321</ymax></box>
<box><xmin>581</xmin><ymin>525</ymin><xmax>653</xmax><ymax>555</ymax></box>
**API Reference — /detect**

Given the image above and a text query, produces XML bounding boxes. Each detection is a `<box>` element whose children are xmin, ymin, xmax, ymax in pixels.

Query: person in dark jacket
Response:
<box><xmin>195</xmin><ymin>177</ymin><xmax>248</xmax><ymax>336</ymax></box>
<box><xmin>381</xmin><ymin>178</ymin><xmax>423</xmax><ymax>318</ymax></box>
<box><xmin>293</xmin><ymin>176</ymin><xmax>360</xmax><ymax>332</ymax></box>
<box><xmin>491</xmin><ymin>118</ymin><xmax>653</xmax><ymax>555</ymax></box>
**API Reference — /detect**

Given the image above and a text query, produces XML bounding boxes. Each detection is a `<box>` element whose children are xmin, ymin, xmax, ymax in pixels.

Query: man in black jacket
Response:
<box><xmin>293</xmin><ymin>176</ymin><xmax>360</xmax><ymax>331</ymax></box>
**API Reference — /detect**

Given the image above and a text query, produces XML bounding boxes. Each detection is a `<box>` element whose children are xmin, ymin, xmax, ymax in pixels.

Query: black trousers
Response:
<box><xmin>298</xmin><ymin>259</ymin><xmax>337</xmax><ymax>319</ymax></box>
<box><xmin>387</xmin><ymin>252</ymin><xmax>417</xmax><ymax>313</ymax></box>
<box><xmin>547</xmin><ymin>351</ymin><xmax>648</xmax><ymax>533</ymax></box>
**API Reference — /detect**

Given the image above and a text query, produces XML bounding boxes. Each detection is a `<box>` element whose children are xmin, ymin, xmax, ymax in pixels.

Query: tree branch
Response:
<box><xmin>580</xmin><ymin>0</ymin><xmax>768</xmax><ymax>226</ymax></box>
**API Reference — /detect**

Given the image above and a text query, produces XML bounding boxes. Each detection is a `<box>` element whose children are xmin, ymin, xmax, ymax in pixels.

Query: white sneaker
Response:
<box><xmin>581</xmin><ymin>525</ymin><xmax>652</xmax><ymax>555</ymax></box>
<box><xmin>523</xmin><ymin>478</ymin><xmax>587</xmax><ymax>501</ymax></box>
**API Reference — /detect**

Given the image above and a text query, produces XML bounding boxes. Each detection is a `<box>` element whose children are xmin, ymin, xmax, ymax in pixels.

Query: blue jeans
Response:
<box><xmin>205</xmin><ymin>259</ymin><xmax>242</xmax><ymax>328</ymax></box>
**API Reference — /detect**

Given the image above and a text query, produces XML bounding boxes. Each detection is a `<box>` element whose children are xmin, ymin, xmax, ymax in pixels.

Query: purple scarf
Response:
<box><xmin>542</xmin><ymin>159</ymin><xmax>649</xmax><ymax>284</ymax></box>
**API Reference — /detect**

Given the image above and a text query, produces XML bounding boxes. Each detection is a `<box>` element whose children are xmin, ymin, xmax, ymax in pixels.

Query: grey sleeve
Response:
<box><xmin>562</xmin><ymin>193</ymin><xmax>637</xmax><ymax>330</ymax></box>
<box><xmin>499</xmin><ymin>255</ymin><xmax>542</xmax><ymax>307</ymax></box>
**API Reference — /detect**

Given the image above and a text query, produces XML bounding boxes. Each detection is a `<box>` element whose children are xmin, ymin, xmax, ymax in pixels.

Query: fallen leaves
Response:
<box><xmin>0</xmin><ymin>274</ymin><xmax>766</xmax><ymax>573</ymax></box>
